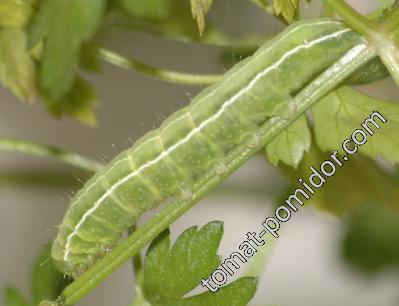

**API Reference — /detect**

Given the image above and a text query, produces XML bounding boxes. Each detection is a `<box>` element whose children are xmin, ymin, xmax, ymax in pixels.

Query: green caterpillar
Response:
<box><xmin>52</xmin><ymin>18</ymin><xmax>366</xmax><ymax>277</ymax></box>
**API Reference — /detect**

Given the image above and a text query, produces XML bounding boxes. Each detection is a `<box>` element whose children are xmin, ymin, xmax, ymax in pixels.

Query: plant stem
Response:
<box><xmin>103</xmin><ymin>19</ymin><xmax>263</xmax><ymax>53</ymax></box>
<box><xmin>95</xmin><ymin>46</ymin><xmax>222</xmax><ymax>86</ymax></box>
<box><xmin>49</xmin><ymin>44</ymin><xmax>375</xmax><ymax>306</ymax></box>
<box><xmin>325</xmin><ymin>0</ymin><xmax>378</xmax><ymax>38</ymax></box>
<box><xmin>327</xmin><ymin>0</ymin><xmax>399</xmax><ymax>87</ymax></box>
<box><xmin>378</xmin><ymin>39</ymin><xmax>399</xmax><ymax>87</ymax></box>
<box><xmin>129</xmin><ymin>226</ymin><xmax>144</xmax><ymax>286</ymax></box>
<box><xmin>0</xmin><ymin>138</ymin><xmax>104</xmax><ymax>173</ymax></box>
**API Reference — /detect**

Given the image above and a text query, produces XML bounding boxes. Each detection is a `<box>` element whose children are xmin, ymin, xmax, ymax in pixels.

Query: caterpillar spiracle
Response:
<box><xmin>52</xmin><ymin>18</ymin><xmax>366</xmax><ymax>277</ymax></box>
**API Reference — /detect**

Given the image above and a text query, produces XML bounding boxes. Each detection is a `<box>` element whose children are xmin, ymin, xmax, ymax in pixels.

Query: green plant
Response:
<box><xmin>2</xmin><ymin>1</ymin><xmax>399</xmax><ymax>306</ymax></box>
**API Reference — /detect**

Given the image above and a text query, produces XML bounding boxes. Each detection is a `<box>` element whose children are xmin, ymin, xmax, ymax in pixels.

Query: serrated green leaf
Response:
<box><xmin>119</xmin><ymin>0</ymin><xmax>171</xmax><ymax>20</ymax></box>
<box><xmin>144</xmin><ymin>222</ymin><xmax>223</xmax><ymax>302</ymax></box>
<box><xmin>31</xmin><ymin>243</ymin><xmax>71</xmax><ymax>304</ymax></box>
<box><xmin>312</xmin><ymin>86</ymin><xmax>399</xmax><ymax>164</ymax></box>
<box><xmin>140</xmin><ymin>222</ymin><xmax>257</xmax><ymax>306</ymax></box>
<box><xmin>4</xmin><ymin>287</ymin><xmax>29</xmax><ymax>306</ymax></box>
<box><xmin>28</xmin><ymin>0</ymin><xmax>103</xmax><ymax>122</ymax></box>
<box><xmin>190</xmin><ymin>0</ymin><xmax>214</xmax><ymax>36</ymax></box>
<box><xmin>0</xmin><ymin>28</ymin><xmax>36</xmax><ymax>102</ymax></box>
<box><xmin>266</xmin><ymin>114</ymin><xmax>311</xmax><ymax>168</ymax></box>
<box><xmin>42</xmin><ymin>77</ymin><xmax>98</xmax><ymax>126</ymax></box>
<box><xmin>0</xmin><ymin>0</ymin><xmax>35</xmax><ymax>28</ymax></box>
<box><xmin>34</xmin><ymin>0</ymin><xmax>106</xmax><ymax>100</ymax></box>
<box><xmin>273</xmin><ymin>0</ymin><xmax>300</xmax><ymax>24</ymax></box>
<box><xmin>181</xmin><ymin>277</ymin><xmax>258</xmax><ymax>306</ymax></box>
<box><xmin>342</xmin><ymin>203</ymin><xmax>399</xmax><ymax>273</ymax></box>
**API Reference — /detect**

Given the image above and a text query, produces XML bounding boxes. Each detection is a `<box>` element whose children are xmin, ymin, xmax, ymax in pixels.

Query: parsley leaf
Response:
<box><xmin>312</xmin><ymin>86</ymin><xmax>399</xmax><ymax>164</ymax></box>
<box><xmin>268</xmin><ymin>86</ymin><xmax>399</xmax><ymax>169</ymax></box>
<box><xmin>133</xmin><ymin>222</ymin><xmax>257</xmax><ymax>306</ymax></box>
<box><xmin>266</xmin><ymin>114</ymin><xmax>311</xmax><ymax>168</ymax></box>
<box><xmin>29</xmin><ymin>0</ymin><xmax>106</xmax><ymax>100</ymax></box>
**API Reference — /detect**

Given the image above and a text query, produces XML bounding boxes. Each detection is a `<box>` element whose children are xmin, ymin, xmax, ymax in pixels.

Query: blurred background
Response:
<box><xmin>1</xmin><ymin>0</ymin><xmax>399</xmax><ymax>305</ymax></box>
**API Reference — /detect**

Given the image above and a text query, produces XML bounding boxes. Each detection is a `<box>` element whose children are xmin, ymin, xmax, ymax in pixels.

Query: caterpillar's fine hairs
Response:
<box><xmin>52</xmin><ymin>19</ymin><xmax>365</xmax><ymax>277</ymax></box>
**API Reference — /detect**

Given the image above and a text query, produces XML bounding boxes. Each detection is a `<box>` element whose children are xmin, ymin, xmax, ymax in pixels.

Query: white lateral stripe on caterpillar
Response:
<box><xmin>66</xmin><ymin>20</ymin><xmax>342</xmax><ymax>212</ymax></box>
<box><xmin>63</xmin><ymin>27</ymin><xmax>352</xmax><ymax>261</ymax></box>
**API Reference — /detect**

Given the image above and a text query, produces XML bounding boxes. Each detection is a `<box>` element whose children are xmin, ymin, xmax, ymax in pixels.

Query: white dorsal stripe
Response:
<box><xmin>63</xmin><ymin>26</ymin><xmax>351</xmax><ymax>261</ymax></box>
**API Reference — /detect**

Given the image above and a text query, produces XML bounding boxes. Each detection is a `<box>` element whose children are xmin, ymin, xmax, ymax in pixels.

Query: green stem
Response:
<box><xmin>325</xmin><ymin>0</ymin><xmax>378</xmax><ymax>38</ymax></box>
<box><xmin>0</xmin><ymin>138</ymin><xmax>104</xmax><ymax>173</ymax></box>
<box><xmin>95</xmin><ymin>46</ymin><xmax>222</xmax><ymax>86</ymax></box>
<box><xmin>327</xmin><ymin>1</ymin><xmax>399</xmax><ymax>87</ymax></box>
<box><xmin>103</xmin><ymin>19</ymin><xmax>263</xmax><ymax>53</ymax></box>
<box><xmin>129</xmin><ymin>226</ymin><xmax>144</xmax><ymax>286</ymax></box>
<box><xmin>378</xmin><ymin>40</ymin><xmax>399</xmax><ymax>87</ymax></box>
<box><xmin>47</xmin><ymin>44</ymin><xmax>375</xmax><ymax>306</ymax></box>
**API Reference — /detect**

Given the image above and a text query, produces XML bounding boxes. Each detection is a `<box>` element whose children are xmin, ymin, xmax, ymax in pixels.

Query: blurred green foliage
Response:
<box><xmin>4</xmin><ymin>244</ymin><xmax>71</xmax><ymax>306</ymax></box>
<box><xmin>283</xmin><ymin>144</ymin><xmax>399</xmax><ymax>216</ymax></box>
<box><xmin>342</xmin><ymin>203</ymin><xmax>399</xmax><ymax>273</ymax></box>
<box><xmin>0</xmin><ymin>28</ymin><xmax>36</xmax><ymax>102</ymax></box>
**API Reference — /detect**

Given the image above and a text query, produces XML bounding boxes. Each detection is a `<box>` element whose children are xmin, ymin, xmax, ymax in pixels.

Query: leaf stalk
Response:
<box><xmin>0</xmin><ymin>138</ymin><xmax>104</xmax><ymax>173</ymax></box>
<box><xmin>96</xmin><ymin>46</ymin><xmax>222</xmax><ymax>86</ymax></box>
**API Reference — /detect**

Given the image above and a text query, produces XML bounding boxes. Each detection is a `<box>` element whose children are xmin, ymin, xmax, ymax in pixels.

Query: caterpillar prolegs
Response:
<box><xmin>52</xmin><ymin>18</ymin><xmax>366</xmax><ymax>277</ymax></box>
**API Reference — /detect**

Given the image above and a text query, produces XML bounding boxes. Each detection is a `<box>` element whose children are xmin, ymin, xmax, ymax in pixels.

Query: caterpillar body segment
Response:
<box><xmin>52</xmin><ymin>19</ymin><xmax>365</xmax><ymax>277</ymax></box>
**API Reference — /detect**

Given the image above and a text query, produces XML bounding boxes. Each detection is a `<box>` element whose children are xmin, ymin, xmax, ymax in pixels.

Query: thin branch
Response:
<box><xmin>0</xmin><ymin>138</ymin><xmax>104</xmax><ymax>173</ymax></box>
<box><xmin>45</xmin><ymin>45</ymin><xmax>376</xmax><ymax>306</ymax></box>
<box><xmin>103</xmin><ymin>18</ymin><xmax>264</xmax><ymax>53</ymax></box>
<box><xmin>129</xmin><ymin>226</ymin><xmax>144</xmax><ymax>287</ymax></box>
<box><xmin>95</xmin><ymin>46</ymin><xmax>223</xmax><ymax>86</ymax></box>
<box><xmin>325</xmin><ymin>0</ymin><xmax>378</xmax><ymax>38</ymax></box>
